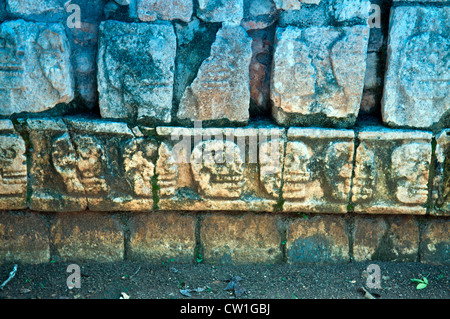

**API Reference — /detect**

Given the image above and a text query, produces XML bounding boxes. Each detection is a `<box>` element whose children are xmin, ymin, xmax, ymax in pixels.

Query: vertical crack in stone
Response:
<box><xmin>61</xmin><ymin>118</ymin><xmax>88</xmax><ymax>211</ymax></box>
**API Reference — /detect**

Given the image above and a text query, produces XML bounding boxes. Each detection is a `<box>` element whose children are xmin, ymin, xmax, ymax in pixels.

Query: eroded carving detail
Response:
<box><xmin>391</xmin><ymin>143</ymin><xmax>430</xmax><ymax>205</ymax></box>
<box><xmin>156</xmin><ymin>142</ymin><xmax>179</xmax><ymax>197</ymax></box>
<box><xmin>0</xmin><ymin>134</ymin><xmax>26</xmax><ymax>195</ymax></box>
<box><xmin>352</xmin><ymin>143</ymin><xmax>376</xmax><ymax>203</ymax></box>
<box><xmin>324</xmin><ymin>141</ymin><xmax>353</xmax><ymax>202</ymax></box>
<box><xmin>190</xmin><ymin>140</ymin><xmax>244</xmax><ymax>198</ymax></box>
<box><xmin>282</xmin><ymin>141</ymin><xmax>312</xmax><ymax>200</ymax></box>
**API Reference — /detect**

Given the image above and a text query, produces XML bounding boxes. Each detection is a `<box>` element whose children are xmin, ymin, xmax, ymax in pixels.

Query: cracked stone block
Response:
<box><xmin>271</xmin><ymin>25</ymin><xmax>369</xmax><ymax>127</ymax></box>
<box><xmin>27</xmin><ymin>117</ymin><xmax>156</xmax><ymax>212</ymax></box>
<box><xmin>274</xmin><ymin>0</ymin><xmax>321</xmax><ymax>11</ymax></box>
<box><xmin>196</xmin><ymin>0</ymin><xmax>244</xmax><ymax>23</ymax></box>
<box><xmin>353</xmin><ymin>216</ymin><xmax>419</xmax><ymax>262</ymax></box>
<box><xmin>382</xmin><ymin>6</ymin><xmax>450</xmax><ymax>130</ymax></box>
<box><xmin>98</xmin><ymin>21</ymin><xmax>176</xmax><ymax>125</ymax></box>
<box><xmin>137</xmin><ymin>0</ymin><xmax>193</xmax><ymax>22</ymax></box>
<box><xmin>286</xmin><ymin>215</ymin><xmax>349</xmax><ymax>264</ymax></box>
<box><xmin>432</xmin><ymin>129</ymin><xmax>450</xmax><ymax>216</ymax></box>
<box><xmin>0</xmin><ymin>20</ymin><xmax>74</xmax><ymax>116</ymax></box>
<box><xmin>0</xmin><ymin>120</ymin><xmax>27</xmax><ymax>210</ymax></box>
<box><xmin>177</xmin><ymin>24</ymin><xmax>252</xmax><ymax>124</ymax></box>
<box><xmin>351</xmin><ymin>127</ymin><xmax>432</xmax><ymax>215</ymax></box>
<box><xmin>154</xmin><ymin>126</ymin><xmax>285</xmax><ymax>211</ymax></box>
<box><xmin>283</xmin><ymin>128</ymin><xmax>355</xmax><ymax>213</ymax></box>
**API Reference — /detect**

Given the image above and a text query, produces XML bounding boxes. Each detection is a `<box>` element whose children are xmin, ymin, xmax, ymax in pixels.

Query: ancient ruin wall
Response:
<box><xmin>0</xmin><ymin>0</ymin><xmax>448</xmax><ymax>265</ymax></box>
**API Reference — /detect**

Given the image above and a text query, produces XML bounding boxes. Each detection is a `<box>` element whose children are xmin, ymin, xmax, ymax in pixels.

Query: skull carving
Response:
<box><xmin>191</xmin><ymin>140</ymin><xmax>244</xmax><ymax>198</ymax></box>
<box><xmin>0</xmin><ymin>24</ymin><xmax>24</xmax><ymax>90</ymax></box>
<box><xmin>324</xmin><ymin>142</ymin><xmax>353</xmax><ymax>202</ymax></box>
<box><xmin>73</xmin><ymin>135</ymin><xmax>108</xmax><ymax>195</ymax></box>
<box><xmin>123</xmin><ymin>138</ymin><xmax>156</xmax><ymax>197</ymax></box>
<box><xmin>0</xmin><ymin>135</ymin><xmax>26</xmax><ymax>195</ymax></box>
<box><xmin>51</xmin><ymin>133</ymin><xmax>85</xmax><ymax>194</ymax></box>
<box><xmin>391</xmin><ymin>143</ymin><xmax>430</xmax><ymax>204</ymax></box>
<box><xmin>352</xmin><ymin>143</ymin><xmax>376</xmax><ymax>203</ymax></box>
<box><xmin>282</xmin><ymin>141</ymin><xmax>312</xmax><ymax>200</ymax></box>
<box><xmin>259</xmin><ymin>140</ymin><xmax>283</xmax><ymax>198</ymax></box>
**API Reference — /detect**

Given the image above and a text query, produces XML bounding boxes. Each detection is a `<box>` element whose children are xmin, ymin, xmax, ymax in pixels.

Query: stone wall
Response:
<box><xmin>0</xmin><ymin>0</ymin><xmax>449</xmax><ymax>264</ymax></box>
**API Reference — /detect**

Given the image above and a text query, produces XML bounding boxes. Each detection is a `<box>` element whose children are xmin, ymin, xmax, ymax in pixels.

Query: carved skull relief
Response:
<box><xmin>0</xmin><ymin>134</ymin><xmax>26</xmax><ymax>195</ymax></box>
<box><xmin>52</xmin><ymin>133</ymin><xmax>85</xmax><ymax>194</ymax></box>
<box><xmin>324</xmin><ymin>142</ymin><xmax>353</xmax><ymax>202</ymax></box>
<box><xmin>73</xmin><ymin>135</ymin><xmax>108</xmax><ymax>195</ymax></box>
<box><xmin>282</xmin><ymin>141</ymin><xmax>312</xmax><ymax>200</ymax></box>
<box><xmin>352</xmin><ymin>143</ymin><xmax>376</xmax><ymax>203</ymax></box>
<box><xmin>123</xmin><ymin>138</ymin><xmax>156</xmax><ymax>197</ymax></box>
<box><xmin>191</xmin><ymin>140</ymin><xmax>244</xmax><ymax>198</ymax></box>
<box><xmin>391</xmin><ymin>143</ymin><xmax>430</xmax><ymax>205</ymax></box>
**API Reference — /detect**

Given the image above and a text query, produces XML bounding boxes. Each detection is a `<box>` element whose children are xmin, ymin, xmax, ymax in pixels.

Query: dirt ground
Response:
<box><xmin>0</xmin><ymin>261</ymin><xmax>448</xmax><ymax>300</ymax></box>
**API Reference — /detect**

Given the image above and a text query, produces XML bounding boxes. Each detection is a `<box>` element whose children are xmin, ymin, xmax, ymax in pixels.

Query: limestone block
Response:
<box><xmin>6</xmin><ymin>0</ymin><xmax>65</xmax><ymax>16</ymax></box>
<box><xmin>51</xmin><ymin>212</ymin><xmax>124</xmax><ymax>262</ymax></box>
<box><xmin>129</xmin><ymin>212</ymin><xmax>196</xmax><ymax>263</ymax></box>
<box><xmin>64</xmin><ymin>118</ymin><xmax>157</xmax><ymax>211</ymax></box>
<box><xmin>98</xmin><ymin>21</ymin><xmax>176</xmax><ymax>125</ymax></box>
<box><xmin>0</xmin><ymin>212</ymin><xmax>50</xmax><ymax>264</ymax></box>
<box><xmin>286</xmin><ymin>215</ymin><xmax>349</xmax><ymax>264</ymax></box>
<box><xmin>283</xmin><ymin>128</ymin><xmax>355</xmax><ymax>213</ymax></box>
<box><xmin>353</xmin><ymin>216</ymin><xmax>420</xmax><ymax>262</ymax></box>
<box><xmin>421</xmin><ymin>219</ymin><xmax>449</xmax><ymax>265</ymax></box>
<box><xmin>27</xmin><ymin>118</ymin><xmax>156</xmax><ymax>212</ymax></box>
<box><xmin>432</xmin><ymin>129</ymin><xmax>450</xmax><ymax>215</ymax></box>
<box><xmin>351</xmin><ymin>127</ymin><xmax>432</xmax><ymax>214</ymax></box>
<box><xmin>0</xmin><ymin>20</ymin><xmax>74</xmax><ymax>116</ymax></box>
<box><xmin>274</xmin><ymin>0</ymin><xmax>321</xmax><ymax>11</ymax></box>
<box><xmin>137</xmin><ymin>0</ymin><xmax>193</xmax><ymax>22</ymax></box>
<box><xmin>155</xmin><ymin>126</ymin><xmax>285</xmax><ymax>211</ymax></box>
<box><xmin>177</xmin><ymin>24</ymin><xmax>252</xmax><ymax>124</ymax></box>
<box><xmin>196</xmin><ymin>0</ymin><xmax>244</xmax><ymax>23</ymax></box>
<box><xmin>271</xmin><ymin>25</ymin><xmax>369</xmax><ymax>127</ymax></box>
<box><xmin>382</xmin><ymin>6</ymin><xmax>450</xmax><ymax>130</ymax></box>
<box><xmin>201</xmin><ymin>213</ymin><xmax>282</xmax><ymax>264</ymax></box>
<box><xmin>241</xmin><ymin>0</ymin><xmax>277</xmax><ymax>30</ymax></box>
<box><xmin>0</xmin><ymin>120</ymin><xmax>27</xmax><ymax>210</ymax></box>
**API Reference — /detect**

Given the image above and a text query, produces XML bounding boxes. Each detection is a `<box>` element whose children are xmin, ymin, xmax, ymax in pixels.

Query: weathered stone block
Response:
<box><xmin>420</xmin><ymin>218</ymin><xmax>449</xmax><ymax>265</ymax></box>
<box><xmin>0</xmin><ymin>212</ymin><xmax>50</xmax><ymax>264</ymax></box>
<box><xmin>351</xmin><ymin>127</ymin><xmax>432</xmax><ymax>214</ymax></box>
<box><xmin>98</xmin><ymin>21</ymin><xmax>176</xmax><ymax>125</ymax></box>
<box><xmin>241</xmin><ymin>0</ymin><xmax>277</xmax><ymax>30</ymax></box>
<box><xmin>51</xmin><ymin>212</ymin><xmax>124</xmax><ymax>262</ymax></box>
<box><xmin>382</xmin><ymin>6</ymin><xmax>450</xmax><ymax>130</ymax></box>
<box><xmin>0</xmin><ymin>20</ymin><xmax>74</xmax><ymax>116</ymax></box>
<box><xmin>201</xmin><ymin>213</ymin><xmax>282</xmax><ymax>264</ymax></box>
<box><xmin>64</xmin><ymin>118</ymin><xmax>157</xmax><ymax>211</ymax></box>
<box><xmin>137</xmin><ymin>0</ymin><xmax>193</xmax><ymax>22</ymax></box>
<box><xmin>27</xmin><ymin>117</ymin><xmax>156</xmax><ymax>212</ymax></box>
<box><xmin>196</xmin><ymin>0</ymin><xmax>244</xmax><ymax>23</ymax></box>
<box><xmin>432</xmin><ymin>129</ymin><xmax>450</xmax><ymax>216</ymax></box>
<box><xmin>353</xmin><ymin>216</ymin><xmax>420</xmax><ymax>262</ymax></box>
<box><xmin>128</xmin><ymin>212</ymin><xmax>196</xmax><ymax>263</ymax></box>
<box><xmin>155</xmin><ymin>126</ymin><xmax>284</xmax><ymax>211</ymax></box>
<box><xmin>0</xmin><ymin>120</ymin><xmax>27</xmax><ymax>210</ymax></box>
<box><xmin>271</xmin><ymin>25</ymin><xmax>369</xmax><ymax>127</ymax></box>
<box><xmin>283</xmin><ymin>128</ymin><xmax>355</xmax><ymax>213</ymax></box>
<box><xmin>286</xmin><ymin>215</ymin><xmax>349</xmax><ymax>264</ymax></box>
<box><xmin>6</xmin><ymin>0</ymin><xmax>65</xmax><ymax>16</ymax></box>
<box><xmin>177</xmin><ymin>24</ymin><xmax>252</xmax><ymax>124</ymax></box>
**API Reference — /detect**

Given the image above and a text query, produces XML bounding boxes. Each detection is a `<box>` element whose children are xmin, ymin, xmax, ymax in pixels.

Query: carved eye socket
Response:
<box><xmin>0</xmin><ymin>147</ymin><xmax>17</xmax><ymax>160</ymax></box>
